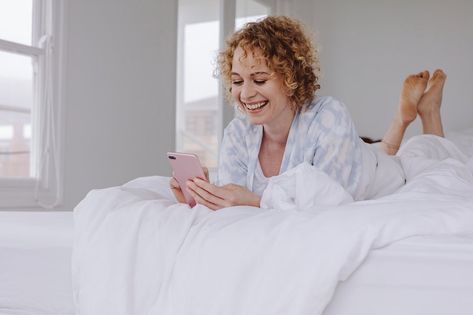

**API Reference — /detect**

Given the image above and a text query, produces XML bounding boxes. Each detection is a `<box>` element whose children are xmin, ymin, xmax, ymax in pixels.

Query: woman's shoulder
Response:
<box><xmin>224</xmin><ymin>113</ymin><xmax>255</xmax><ymax>136</ymax></box>
<box><xmin>220</xmin><ymin>114</ymin><xmax>255</xmax><ymax>158</ymax></box>
<box><xmin>305</xmin><ymin>95</ymin><xmax>348</xmax><ymax>114</ymax></box>
<box><xmin>301</xmin><ymin>96</ymin><xmax>351</xmax><ymax>123</ymax></box>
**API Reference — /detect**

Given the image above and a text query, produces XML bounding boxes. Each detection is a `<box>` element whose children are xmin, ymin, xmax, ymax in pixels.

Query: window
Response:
<box><xmin>176</xmin><ymin>0</ymin><xmax>270</xmax><ymax>171</ymax></box>
<box><xmin>176</xmin><ymin>0</ymin><xmax>220</xmax><ymax>169</ymax></box>
<box><xmin>0</xmin><ymin>0</ymin><xmax>65</xmax><ymax>208</ymax></box>
<box><xmin>236</xmin><ymin>0</ymin><xmax>269</xmax><ymax>29</ymax></box>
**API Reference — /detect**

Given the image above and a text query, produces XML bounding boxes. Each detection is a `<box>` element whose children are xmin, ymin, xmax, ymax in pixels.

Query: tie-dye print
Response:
<box><xmin>217</xmin><ymin>96</ymin><xmax>364</xmax><ymax>198</ymax></box>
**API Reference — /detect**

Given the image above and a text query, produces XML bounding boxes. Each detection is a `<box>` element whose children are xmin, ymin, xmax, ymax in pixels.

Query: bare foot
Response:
<box><xmin>399</xmin><ymin>70</ymin><xmax>430</xmax><ymax>124</ymax></box>
<box><xmin>381</xmin><ymin>70</ymin><xmax>429</xmax><ymax>156</ymax></box>
<box><xmin>417</xmin><ymin>69</ymin><xmax>447</xmax><ymax>137</ymax></box>
<box><xmin>417</xmin><ymin>69</ymin><xmax>446</xmax><ymax>117</ymax></box>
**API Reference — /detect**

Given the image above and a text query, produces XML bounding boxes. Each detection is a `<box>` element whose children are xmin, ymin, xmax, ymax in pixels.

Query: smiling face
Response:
<box><xmin>230</xmin><ymin>47</ymin><xmax>294</xmax><ymax>127</ymax></box>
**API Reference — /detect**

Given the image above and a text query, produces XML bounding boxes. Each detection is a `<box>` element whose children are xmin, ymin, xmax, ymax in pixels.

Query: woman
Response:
<box><xmin>170</xmin><ymin>16</ymin><xmax>447</xmax><ymax>209</ymax></box>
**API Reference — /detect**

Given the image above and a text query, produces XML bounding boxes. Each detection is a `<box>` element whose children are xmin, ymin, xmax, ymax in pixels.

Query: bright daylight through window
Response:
<box><xmin>176</xmin><ymin>0</ymin><xmax>269</xmax><ymax>171</ymax></box>
<box><xmin>0</xmin><ymin>0</ymin><xmax>35</xmax><ymax>178</ymax></box>
<box><xmin>0</xmin><ymin>0</ymin><xmax>63</xmax><ymax>208</ymax></box>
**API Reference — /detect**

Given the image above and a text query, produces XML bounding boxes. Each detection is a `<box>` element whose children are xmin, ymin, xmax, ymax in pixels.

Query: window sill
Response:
<box><xmin>0</xmin><ymin>178</ymin><xmax>62</xmax><ymax>209</ymax></box>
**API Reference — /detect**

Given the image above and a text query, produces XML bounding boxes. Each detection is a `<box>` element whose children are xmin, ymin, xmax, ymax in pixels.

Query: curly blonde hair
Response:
<box><xmin>216</xmin><ymin>16</ymin><xmax>320</xmax><ymax>112</ymax></box>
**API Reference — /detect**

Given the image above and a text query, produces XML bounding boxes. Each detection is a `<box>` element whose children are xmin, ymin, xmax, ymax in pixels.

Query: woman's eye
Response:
<box><xmin>254</xmin><ymin>80</ymin><xmax>266</xmax><ymax>85</ymax></box>
<box><xmin>232</xmin><ymin>80</ymin><xmax>243</xmax><ymax>86</ymax></box>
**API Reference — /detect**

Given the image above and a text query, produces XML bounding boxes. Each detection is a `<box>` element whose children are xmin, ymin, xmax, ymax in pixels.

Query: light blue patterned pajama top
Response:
<box><xmin>216</xmin><ymin>96</ymin><xmax>374</xmax><ymax>200</ymax></box>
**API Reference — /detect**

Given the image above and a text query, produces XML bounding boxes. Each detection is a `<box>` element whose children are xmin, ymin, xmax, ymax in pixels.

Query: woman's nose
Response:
<box><xmin>240</xmin><ymin>83</ymin><xmax>256</xmax><ymax>101</ymax></box>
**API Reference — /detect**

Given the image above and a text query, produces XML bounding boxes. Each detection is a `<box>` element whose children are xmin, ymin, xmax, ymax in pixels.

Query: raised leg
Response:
<box><xmin>417</xmin><ymin>69</ymin><xmax>447</xmax><ymax>137</ymax></box>
<box><xmin>380</xmin><ymin>70</ymin><xmax>430</xmax><ymax>155</ymax></box>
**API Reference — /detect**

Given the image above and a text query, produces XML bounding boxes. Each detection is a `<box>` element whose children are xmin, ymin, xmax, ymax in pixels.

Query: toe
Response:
<box><xmin>421</xmin><ymin>70</ymin><xmax>430</xmax><ymax>80</ymax></box>
<box><xmin>432</xmin><ymin>69</ymin><xmax>446</xmax><ymax>80</ymax></box>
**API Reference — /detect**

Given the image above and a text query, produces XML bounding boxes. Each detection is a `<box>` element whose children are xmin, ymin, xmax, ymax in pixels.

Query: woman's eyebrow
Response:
<box><xmin>251</xmin><ymin>72</ymin><xmax>270</xmax><ymax>76</ymax></box>
<box><xmin>230</xmin><ymin>71</ymin><xmax>271</xmax><ymax>76</ymax></box>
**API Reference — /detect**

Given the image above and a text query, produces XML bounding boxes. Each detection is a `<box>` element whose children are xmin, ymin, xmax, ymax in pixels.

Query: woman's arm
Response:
<box><xmin>310</xmin><ymin>99</ymin><xmax>362</xmax><ymax>197</ymax></box>
<box><xmin>185</xmin><ymin>118</ymin><xmax>258</xmax><ymax>210</ymax></box>
<box><xmin>216</xmin><ymin>119</ymin><xmax>249</xmax><ymax>187</ymax></box>
<box><xmin>171</xmin><ymin>117</ymin><xmax>255</xmax><ymax>209</ymax></box>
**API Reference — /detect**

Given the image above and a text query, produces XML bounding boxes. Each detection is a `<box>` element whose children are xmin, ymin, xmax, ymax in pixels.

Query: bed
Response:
<box><xmin>1</xmin><ymin>213</ymin><xmax>472</xmax><ymax>315</ymax></box>
<box><xmin>0</xmin><ymin>211</ymin><xmax>74</xmax><ymax>315</ymax></box>
<box><xmin>325</xmin><ymin>235</ymin><xmax>473</xmax><ymax>315</ymax></box>
<box><xmin>1</xmin><ymin>130</ymin><xmax>472</xmax><ymax>315</ymax></box>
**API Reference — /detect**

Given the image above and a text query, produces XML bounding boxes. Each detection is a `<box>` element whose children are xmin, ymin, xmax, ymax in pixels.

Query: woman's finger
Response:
<box><xmin>187</xmin><ymin>180</ymin><xmax>229</xmax><ymax>207</ymax></box>
<box><xmin>188</xmin><ymin>188</ymin><xmax>220</xmax><ymax>210</ymax></box>
<box><xmin>202</xmin><ymin>167</ymin><xmax>209</xmax><ymax>181</ymax></box>
<box><xmin>169</xmin><ymin>177</ymin><xmax>186</xmax><ymax>203</ymax></box>
<box><xmin>170</xmin><ymin>177</ymin><xmax>180</xmax><ymax>189</ymax></box>
<box><xmin>192</xmin><ymin>178</ymin><xmax>229</xmax><ymax>200</ymax></box>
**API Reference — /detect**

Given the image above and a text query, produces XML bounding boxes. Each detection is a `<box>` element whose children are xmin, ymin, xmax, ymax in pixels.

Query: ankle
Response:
<box><xmin>380</xmin><ymin>140</ymin><xmax>400</xmax><ymax>155</ymax></box>
<box><xmin>419</xmin><ymin>108</ymin><xmax>441</xmax><ymax>122</ymax></box>
<box><xmin>420</xmin><ymin>111</ymin><xmax>444</xmax><ymax>137</ymax></box>
<box><xmin>395</xmin><ymin>112</ymin><xmax>413</xmax><ymax>128</ymax></box>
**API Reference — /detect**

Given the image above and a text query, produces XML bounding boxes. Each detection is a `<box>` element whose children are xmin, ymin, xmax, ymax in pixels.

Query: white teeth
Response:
<box><xmin>244</xmin><ymin>101</ymin><xmax>267</xmax><ymax>110</ymax></box>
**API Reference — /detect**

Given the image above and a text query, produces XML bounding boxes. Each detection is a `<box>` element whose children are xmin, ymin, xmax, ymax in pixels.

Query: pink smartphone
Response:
<box><xmin>167</xmin><ymin>152</ymin><xmax>206</xmax><ymax>207</ymax></box>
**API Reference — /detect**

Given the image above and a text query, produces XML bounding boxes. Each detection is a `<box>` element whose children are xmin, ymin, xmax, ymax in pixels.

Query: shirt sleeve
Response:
<box><xmin>309</xmin><ymin>99</ymin><xmax>362</xmax><ymax>196</ymax></box>
<box><xmin>216</xmin><ymin>119</ymin><xmax>248</xmax><ymax>187</ymax></box>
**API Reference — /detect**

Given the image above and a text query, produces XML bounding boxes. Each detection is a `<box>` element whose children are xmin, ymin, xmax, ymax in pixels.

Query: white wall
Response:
<box><xmin>294</xmin><ymin>0</ymin><xmax>473</xmax><ymax>139</ymax></box>
<box><xmin>61</xmin><ymin>0</ymin><xmax>178</xmax><ymax>210</ymax></box>
<box><xmin>30</xmin><ymin>0</ymin><xmax>473</xmax><ymax>210</ymax></box>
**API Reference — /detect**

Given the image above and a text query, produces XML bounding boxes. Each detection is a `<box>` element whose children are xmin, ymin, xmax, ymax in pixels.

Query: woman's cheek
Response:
<box><xmin>231</xmin><ymin>88</ymin><xmax>243</xmax><ymax>109</ymax></box>
<box><xmin>231</xmin><ymin>86</ymin><xmax>240</xmax><ymax>100</ymax></box>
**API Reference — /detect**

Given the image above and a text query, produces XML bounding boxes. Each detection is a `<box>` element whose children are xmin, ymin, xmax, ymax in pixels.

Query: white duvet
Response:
<box><xmin>73</xmin><ymin>135</ymin><xmax>473</xmax><ymax>315</ymax></box>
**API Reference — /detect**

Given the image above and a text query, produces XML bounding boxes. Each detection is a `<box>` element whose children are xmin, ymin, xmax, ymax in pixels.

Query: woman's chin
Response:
<box><xmin>245</xmin><ymin>108</ymin><xmax>267</xmax><ymax>125</ymax></box>
<box><xmin>247</xmin><ymin>116</ymin><xmax>265</xmax><ymax>125</ymax></box>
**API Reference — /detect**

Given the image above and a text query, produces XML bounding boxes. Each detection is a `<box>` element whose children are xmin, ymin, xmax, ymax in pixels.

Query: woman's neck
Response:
<box><xmin>262</xmin><ymin>108</ymin><xmax>295</xmax><ymax>146</ymax></box>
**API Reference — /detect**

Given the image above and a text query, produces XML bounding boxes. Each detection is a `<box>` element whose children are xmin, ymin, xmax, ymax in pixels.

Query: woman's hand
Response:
<box><xmin>186</xmin><ymin>178</ymin><xmax>260</xmax><ymax>210</ymax></box>
<box><xmin>169</xmin><ymin>176</ymin><xmax>186</xmax><ymax>203</ymax></box>
<box><xmin>170</xmin><ymin>167</ymin><xmax>209</xmax><ymax>204</ymax></box>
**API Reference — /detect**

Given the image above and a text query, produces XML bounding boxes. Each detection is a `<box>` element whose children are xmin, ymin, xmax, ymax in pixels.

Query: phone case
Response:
<box><xmin>167</xmin><ymin>152</ymin><xmax>206</xmax><ymax>207</ymax></box>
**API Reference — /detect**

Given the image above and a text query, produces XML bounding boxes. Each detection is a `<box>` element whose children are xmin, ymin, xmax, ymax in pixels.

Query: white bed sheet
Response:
<box><xmin>73</xmin><ymin>140</ymin><xmax>473</xmax><ymax>315</ymax></box>
<box><xmin>0</xmin><ymin>211</ymin><xmax>74</xmax><ymax>315</ymax></box>
<box><xmin>2</xmin><ymin>210</ymin><xmax>471</xmax><ymax>315</ymax></box>
<box><xmin>324</xmin><ymin>235</ymin><xmax>473</xmax><ymax>315</ymax></box>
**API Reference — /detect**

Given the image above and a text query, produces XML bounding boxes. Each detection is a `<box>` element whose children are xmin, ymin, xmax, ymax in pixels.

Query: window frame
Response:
<box><xmin>0</xmin><ymin>0</ymin><xmax>66</xmax><ymax>209</ymax></box>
